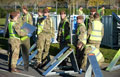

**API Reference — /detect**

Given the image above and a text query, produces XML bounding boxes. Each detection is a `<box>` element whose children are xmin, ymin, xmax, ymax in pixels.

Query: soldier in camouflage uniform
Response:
<box><xmin>8</xmin><ymin>12</ymin><xmax>28</xmax><ymax>72</ymax></box>
<box><xmin>75</xmin><ymin>16</ymin><xmax>87</xmax><ymax>69</ymax></box>
<box><xmin>57</xmin><ymin>10</ymin><xmax>70</xmax><ymax>50</ymax></box>
<box><xmin>35</xmin><ymin>8</ymin><xmax>55</xmax><ymax>68</ymax></box>
<box><xmin>81</xmin><ymin>13</ymin><xmax>104</xmax><ymax>69</ymax></box>
<box><xmin>21</xmin><ymin>6</ymin><xmax>33</xmax><ymax>71</ymax></box>
<box><xmin>85</xmin><ymin>8</ymin><xmax>96</xmax><ymax>30</ymax></box>
<box><xmin>38</xmin><ymin>9</ymin><xmax>43</xmax><ymax>18</ymax></box>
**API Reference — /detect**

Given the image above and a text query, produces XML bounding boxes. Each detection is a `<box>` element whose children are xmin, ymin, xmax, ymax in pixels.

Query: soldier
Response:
<box><xmin>37</xmin><ymin>9</ymin><xmax>44</xmax><ymax>34</ymax></box>
<box><xmin>57</xmin><ymin>10</ymin><xmax>70</xmax><ymax>50</ymax></box>
<box><xmin>8</xmin><ymin>12</ymin><xmax>29</xmax><ymax>72</ymax></box>
<box><xmin>35</xmin><ymin>8</ymin><xmax>55</xmax><ymax>68</ymax></box>
<box><xmin>22</xmin><ymin>6</ymin><xmax>33</xmax><ymax>25</ymax></box>
<box><xmin>98</xmin><ymin>6</ymin><xmax>105</xmax><ymax>17</ymax></box>
<box><xmin>85</xmin><ymin>8</ymin><xmax>96</xmax><ymax>30</ymax></box>
<box><xmin>38</xmin><ymin>9</ymin><xmax>43</xmax><ymax>18</ymax></box>
<box><xmin>75</xmin><ymin>16</ymin><xmax>87</xmax><ymax>69</ymax></box>
<box><xmin>21</xmin><ymin>5</ymin><xmax>33</xmax><ymax>71</ymax></box>
<box><xmin>81</xmin><ymin>13</ymin><xmax>104</xmax><ymax>70</ymax></box>
<box><xmin>78</xmin><ymin>6</ymin><xmax>84</xmax><ymax>15</ymax></box>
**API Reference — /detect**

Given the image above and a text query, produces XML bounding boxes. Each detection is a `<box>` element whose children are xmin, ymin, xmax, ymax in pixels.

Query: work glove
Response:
<box><xmin>27</xmin><ymin>33</ymin><xmax>32</xmax><ymax>37</ymax></box>
<box><xmin>43</xmin><ymin>16</ymin><xmax>47</xmax><ymax>19</ymax></box>
<box><xmin>51</xmin><ymin>38</ymin><xmax>54</xmax><ymax>43</ymax></box>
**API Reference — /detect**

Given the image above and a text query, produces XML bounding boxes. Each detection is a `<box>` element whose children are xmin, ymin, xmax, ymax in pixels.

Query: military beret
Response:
<box><xmin>22</xmin><ymin>5</ymin><xmax>28</xmax><ymax>11</ymax></box>
<box><xmin>38</xmin><ymin>9</ymin><xmax>43</xmax><ymax>13</ymax></box>
<box><xmin>60</xmin><ymin>10</ymin><xmax>66</xmax><ymax>15</ymax></box>
<box><xmin>43</xmin><ymin>8</ymin><xmax>49</xmax><ymax>13</ymax></box>
<box><xmin>90</xmin><ymin>8</ymin><xmax>96</xmax><ymax>12</ymax></box>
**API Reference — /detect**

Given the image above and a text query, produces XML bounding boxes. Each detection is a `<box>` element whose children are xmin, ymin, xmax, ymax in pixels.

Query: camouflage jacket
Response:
<box><xmin>22</xmin><ymin>12</ymin><xmax>33</xmax><ymax>25</ymax></box>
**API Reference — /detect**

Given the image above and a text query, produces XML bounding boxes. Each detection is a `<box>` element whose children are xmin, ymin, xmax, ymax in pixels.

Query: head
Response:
<box><xmin>60</xmin><ymin>10</ymin><xmax>66</xmax><ymax>20</ymax></box>
<box><xmin>94</xmin><ymin>13</ymin><xmax>100</xmax><ymax>20</ymax></box>
<box><xmin>16</xmin><ymin>10</ymin><xmax>20</xmax><ymax>17</ymax></box>
<box><xmin>90</xmin><ymin>8</ymin><xmax>96</xmax><ymax>15</ymax></box>
<box><xmin>101</xmin><ymin>6</ymin><xmax>105</xmax><ymax>10</ymax></box>
<box><xmin>10</xmin><ymin>12</ymin><xmax>19</xmax><ymax>21</ymax></box>
<box><xmin>22</xmin><ymin>6</ymin><xmax>28</xmax><ymax>14</ymax></box>
<box><xmin>79</xmin><ymin>6</ymin><xmax>83</xmax><ymax>10</ymax></box>
<box><xmin>77</xmin><ymin>16</ymin><xmax>84</xmax><ymax>24</ymax></box>
<box><xmin>43</xmin><ymin>8</ymin><xmax>49</xmax><ymax>17</ymax></box>
<box><xmin>38</xmin><ymin>9</ymin><xmax>43</xmax><ymax>16</ymax></box>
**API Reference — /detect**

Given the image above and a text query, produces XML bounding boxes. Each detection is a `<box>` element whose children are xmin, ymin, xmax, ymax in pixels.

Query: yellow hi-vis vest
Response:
<box><xmin>89</xmin><ymin>20</ymin><xmax>103</xmax><ymax>41</ymax></box>
<box><xmin>62</xmin><ymin>20</ymin><xmax>70</xmax><ymax>40</ymax></box>
<box><xmin>77</xmin><ymin>23</ymin><xmax>87</xmax><ymax>45</ymax></box>
<box><xmin>8</xmin><ymin>22</ymin><xmax>20</xmax><ymax>39</ymax></box>
<box><xmin>86</xmin><ymin>45</ymin><xmax>104</xmax><ymax>61</ymax></box>
<box><xmin>37</xmin><ymin>18</ymin><xmax>52</xmax><ymax>34</ymax></box>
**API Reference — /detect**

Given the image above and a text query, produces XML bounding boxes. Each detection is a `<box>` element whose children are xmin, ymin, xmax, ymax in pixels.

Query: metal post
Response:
<box><xmin>56</xmin><ymin>1</ymin><xmax>57</xmax><ymax>14</ymax></box>
<box><xmin>70</xmin><ymin>5</ymin><xmax>73</xmax><ymax>45</ymax></box>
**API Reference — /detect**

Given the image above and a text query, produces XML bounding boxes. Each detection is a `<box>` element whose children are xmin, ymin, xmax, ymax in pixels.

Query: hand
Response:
<box><xmin>27</xmin><ymin>33</ymin><xmax>32</xmax><ymax>37</ymax></box>
<box><xmin>77</xmin><ymin>42</ymin><xmax>83</xmax><ymax>49</ymax></box>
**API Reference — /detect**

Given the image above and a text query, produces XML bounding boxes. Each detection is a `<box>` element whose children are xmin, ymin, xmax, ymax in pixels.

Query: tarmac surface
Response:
<box><xmin>0</xmin><ymin>50</ymin><xmax>120</xmax><ymax>77</ymax></box>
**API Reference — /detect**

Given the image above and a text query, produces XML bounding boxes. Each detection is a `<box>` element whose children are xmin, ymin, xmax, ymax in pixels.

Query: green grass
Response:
<box><xmin>0</xmin><ymin>18</ymin><xmax>5</xmax><ymax>26</ymax></box>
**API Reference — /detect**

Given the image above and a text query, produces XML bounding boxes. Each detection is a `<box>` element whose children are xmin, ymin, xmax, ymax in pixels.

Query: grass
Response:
<box><xmin>0</xmin><ymin>18</ymin><xmax>5</xmax><ymax>26</ymax></box>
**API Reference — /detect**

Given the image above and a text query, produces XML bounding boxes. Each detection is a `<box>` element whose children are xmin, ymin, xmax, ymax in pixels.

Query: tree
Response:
<box><xmin>88</xmin><ymin>0</ymin><xmax>104</xmax><ymax>9</ymax></box>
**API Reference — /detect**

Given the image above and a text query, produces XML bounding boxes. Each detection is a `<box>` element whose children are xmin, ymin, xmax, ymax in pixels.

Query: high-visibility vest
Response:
<box><xmin>89</xmin><ymin>20</ymin><xmax>103</xmax><ymax>41</ymax></box>
<box><xmin>37</xmin><ymin>18</ymin><xmax>52</xmax><ymax>34</ymax></box>
<box><xmin>86</xmin><ymin>45</ymin><xmax>104</xmax><ymax>61</ymax></box>
<box><xmin>20</xmin><ymin>13</ymin><xmax>32</xmax><ymax>41</ymax></box>
<box><xmin>61</xmin><ymin>20</ymin><xmax>70</xmax><ymax>40</ymax></box>
<box><xmin>97</xmin><ymin>8</ymin><xmax>104</xmax><ymax>17</ymax></box>
<box><xmin>77</xmin><ymin>23</ymin><xmax>87</xmax><ymax>45</ymax></box>
<box><xmin>8</xmin><ymin>22</ymin><xmax>20</xmax><ymax>39</ymax></box>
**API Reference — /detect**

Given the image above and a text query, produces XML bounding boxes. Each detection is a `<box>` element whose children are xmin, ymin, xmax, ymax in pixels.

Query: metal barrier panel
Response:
<box><xmin>101</xmin><ymin>16</ymin><xmax>113</xmax><ymax>47</ymax></box>
<box><xmin>101</xmin><ymin>15</ymin><xmax>120</xmax><ymax>48</ymax></box>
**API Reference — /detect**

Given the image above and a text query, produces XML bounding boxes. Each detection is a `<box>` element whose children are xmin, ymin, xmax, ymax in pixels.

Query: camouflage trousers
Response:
<box><xmin>21</xmin><ymin>37</ymin><xmax>30</xmax><ymax>70</ymax></box>
<box><xmin>36</xmin><ymin>33</ymin><xmax>51</xmax><ymax>64</ymax></box>
<box><xmin>80</xmin><ymin>43</ymin><xmax>104</xmax><ymax>69</ymax></box>
<box><xmin>8</xmin><ymin>38</ymin><xmax>21</xmax><ymax>69</ymax></box>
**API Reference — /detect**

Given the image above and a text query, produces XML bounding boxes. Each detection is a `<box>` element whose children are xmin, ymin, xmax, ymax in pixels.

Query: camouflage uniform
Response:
<box><xmin>87</xmin><ymin>15</ymin><xmax>94</xmax><ymax>39</ymax></box>
<box><xmin>81</xmin><ymin>18</ymin><xmax>104</xmax><ymax>69</ymax></box>
<box><xmin>57</xmin><ymin>18</ymin><xmax>70</xmax><ymax>50</ymax></box>
<box><xmin>75</xmin><ymin>23</ymin><xmax>87</xmax><ymax>69</ymax></box>
<box><xmin>21</xmin><ymin>12</ymin><xmax>33</xmax><ymax>70</ymax></box>
<box><xmin>36</xmin><ymin>16</ymin><xmax>55</xmax><ymax>64</ymax></box>
<box><xmin>8</xmin><ymin>19</ymin><xmax>28</xmax><ymax>70</ymax></box>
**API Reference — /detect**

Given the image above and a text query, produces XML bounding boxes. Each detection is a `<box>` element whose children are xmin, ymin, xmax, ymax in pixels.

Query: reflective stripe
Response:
<box><xmin>21</xmin><ymin>36</ymin><xmax>29</xmax><ymax>41</ymax></box>
<box><xmin>87</xmin><ymin>45</ymin><xmax>103</xmax><ymax>61</ymax></box>
<box><xmin>89</xmin><ymin>20</ymin><xmax>103</xmax><ymax>41</ymax></box>
<box><xmin>8</xmin><ymin>22</ymin><xmax>20</xmax><ymax>39</ymax></box>
<box><xmin>91</xmin><ymin>35</ymin><xmax>101</xmax><ymax>37</ymax></box>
